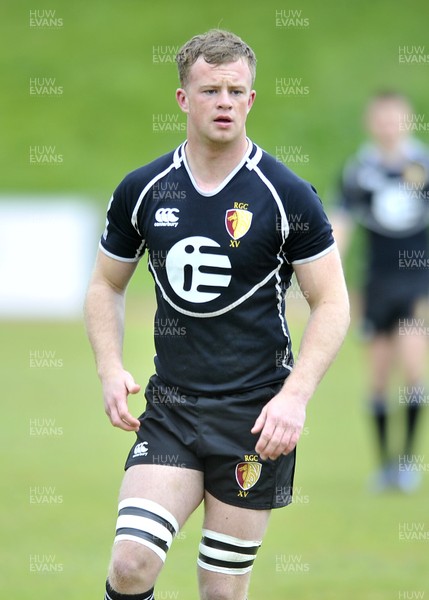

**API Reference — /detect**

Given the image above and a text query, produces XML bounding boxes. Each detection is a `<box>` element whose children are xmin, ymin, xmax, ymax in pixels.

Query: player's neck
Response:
<box><xmin>184</xmin><ymin>136</ymin><xmax>249</xmax><ymax>192</ymax></box>
<box><xmin>375</xmin><ymin>139</ymin><xmax>408</xmax><ymax>165</ymax></box>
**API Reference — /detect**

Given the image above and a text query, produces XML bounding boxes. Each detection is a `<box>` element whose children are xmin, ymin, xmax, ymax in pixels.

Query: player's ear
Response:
<box><xmin>247</xmin><ymin>90</ymin><xmax>256</xmax><ymax>113</ymax></box>
<box><xmin>176</xmin><ymin>88</ymin><xmax>189</xmax><ymax>113</ymax></box>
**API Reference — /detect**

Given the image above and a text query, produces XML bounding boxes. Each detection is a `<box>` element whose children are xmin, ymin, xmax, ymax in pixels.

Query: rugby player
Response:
<box><xmin>85</xmin><ymin>29</ymin><xmax>350</xmax><ymax>600</ymax></box>
<box><xmin>333</xmin><ymin>91</ymin><xmax>429</xmax><ymax>493</ymax></box>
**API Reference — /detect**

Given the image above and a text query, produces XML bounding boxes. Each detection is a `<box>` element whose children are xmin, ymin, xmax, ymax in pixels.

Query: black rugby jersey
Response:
<box><xmin>100</xmin><ymin>140</ymin><xmax>334</xmax><ymax>394</ymax></box>
<box><xmin>339</xmin><ymin>139</ymin><xmax>429</xmax><ymax>286</ymax></box>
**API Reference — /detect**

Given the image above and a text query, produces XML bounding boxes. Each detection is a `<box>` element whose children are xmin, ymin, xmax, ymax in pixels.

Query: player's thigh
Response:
<box><xmin>197</xmin><ymin>491</ymin><xmax>270</xmax><ymax>600</ymax></box>
<box><xmin>202</xmin><ymin>490</ymin><xmax>270</xmax><ymax>538</ymax></box>
<box><xmin>111</xmin><ymin>465</ymin><xmax>204</xmax><ymax>579</ymax></box>
<box><xmin>119</xmin><ymin>464</ymin><xmax>204</xmax><ymax>525</ymax></box>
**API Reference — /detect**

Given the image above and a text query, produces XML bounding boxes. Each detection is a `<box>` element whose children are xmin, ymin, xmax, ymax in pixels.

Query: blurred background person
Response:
<box><xmin>332</xmin><ymin>91</ymin><xmax>429</xmax><ymax>493</ymax></box>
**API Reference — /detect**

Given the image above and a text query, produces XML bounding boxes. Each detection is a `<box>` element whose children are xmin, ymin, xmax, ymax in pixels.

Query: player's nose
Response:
<box><xmin>216</xmin><ymin>88</ymin><xmax>232</xmax><ymax>108</ymax></box>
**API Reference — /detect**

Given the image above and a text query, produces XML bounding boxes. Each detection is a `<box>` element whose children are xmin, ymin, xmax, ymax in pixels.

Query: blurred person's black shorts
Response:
<box><xmin>361</xmin><ymin>280</ymin><xmax>429</xmax><ymax>337</ymax></box>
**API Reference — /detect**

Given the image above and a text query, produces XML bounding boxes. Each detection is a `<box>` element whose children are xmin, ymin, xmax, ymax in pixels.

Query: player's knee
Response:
<box><xmin>109</xmin><ymin>541</ymin><xmax>146</xmax><ymax>582</ymax></box>
<box><xmin>109</xmin><ymin>541</ymin><xmax>160</xmax><ymax>588</ymax></box>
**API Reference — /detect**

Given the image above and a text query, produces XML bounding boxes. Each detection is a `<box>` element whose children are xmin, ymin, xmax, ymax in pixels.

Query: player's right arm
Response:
<box><xmin>329</xmin><ymin>208</ymin><xmax>354</xmax><ymax>258</ymax></box>
<box><xmin>84</xmin><ymin>250</ymin><xmax>141</xmax><ymax>432</ymax></box>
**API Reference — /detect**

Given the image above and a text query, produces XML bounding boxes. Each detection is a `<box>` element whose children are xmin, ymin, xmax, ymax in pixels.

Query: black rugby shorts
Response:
<box><xmin>125</xmin><ymin>374</ymin><xmax>296</xmax><ymax>510</ymax></box>
<box><xmin>362</xmin><ymin>280</ymin><xmax>429</xmax><ymax>336</ymax></box>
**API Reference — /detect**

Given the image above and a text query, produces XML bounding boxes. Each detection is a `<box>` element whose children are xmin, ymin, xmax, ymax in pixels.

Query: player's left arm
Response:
<box><xmin>252</xmin><ymin>247</ymin><xmax>350</xmax><ymax>460</ymax></box>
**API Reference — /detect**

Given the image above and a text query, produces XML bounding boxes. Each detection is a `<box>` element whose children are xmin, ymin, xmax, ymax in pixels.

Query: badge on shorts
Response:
<box><xmin>235</xmin><ymin>461</ymin><xmax>262</xmax><ymax>491</ymax></box>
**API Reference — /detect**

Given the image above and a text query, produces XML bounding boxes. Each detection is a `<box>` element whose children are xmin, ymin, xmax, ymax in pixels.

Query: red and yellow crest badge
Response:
<box><xmin>235</xmin><ymin>461</ymin><xmax>262</xmax><ymax>491</ymax></box>
<box><xmin>225</xmin><ymin>209</ymin><xmax>253</xmax><ymax>240</ymax></box>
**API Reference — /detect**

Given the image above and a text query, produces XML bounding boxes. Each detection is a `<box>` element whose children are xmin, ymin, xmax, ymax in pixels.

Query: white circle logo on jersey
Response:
<box><xmin>372</xmin><ymin>186</ymin><xmax>422</xmax><ymax>232</ymax></box>
<box><xmin>165</xmin><ymin>236</ymin><xmax>231</xmax><ymax>303</ymax></box>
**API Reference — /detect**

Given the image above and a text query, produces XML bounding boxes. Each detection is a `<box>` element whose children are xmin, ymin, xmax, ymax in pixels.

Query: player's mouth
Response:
<box><xmin>214</xmin><ymin>115</ymin><xmax>233</xmax><ymax>126</ymax></box>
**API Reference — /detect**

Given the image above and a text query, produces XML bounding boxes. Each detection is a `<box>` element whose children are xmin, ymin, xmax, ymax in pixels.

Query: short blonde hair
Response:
<box><xmin>176</xmin><ymin>29</ymin><xmax>256</xmax><ymax>87</ymax></box>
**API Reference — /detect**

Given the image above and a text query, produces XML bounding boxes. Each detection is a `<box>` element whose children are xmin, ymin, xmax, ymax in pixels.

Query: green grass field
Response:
<box><xmin>2</xmin><ymin>291</ymin><xmax>428</xmax><ymax>598</ymax></box>
<box><xmin>2</xmin><ymin>0</ymin><xmax>429</xmax><ymax>597</ymax></box>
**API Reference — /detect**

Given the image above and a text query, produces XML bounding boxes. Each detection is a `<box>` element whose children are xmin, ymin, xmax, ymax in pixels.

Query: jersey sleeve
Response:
<box><xmin>281</xmin><ymin>179</ymin><xmax>335</xmax><ymax>265</ymax></box>
<box><xmin>337</xmin><ymin>158</ymin><xmax>362</xmax><ymax>212</ymax></box>
<box><xmin>99</xmin><ymin>176</ymin><xmax>146</xmax><ymax>262</ymax></box>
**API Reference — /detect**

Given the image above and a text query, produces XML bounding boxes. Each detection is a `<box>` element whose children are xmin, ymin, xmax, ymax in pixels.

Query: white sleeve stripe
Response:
<box><xmin>99</xmin><ymin>243</ymin><xmax>141</xmax><ymax>263</ymax></box>
<box><xmin>291</xmin><ymin>242</ymin><xmax>336</xmax><ymax>265</ymax></box>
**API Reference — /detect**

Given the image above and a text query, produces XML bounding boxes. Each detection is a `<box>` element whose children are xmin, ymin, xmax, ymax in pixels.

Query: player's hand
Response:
<box><xmin>251</xmin><ymin>392</ymin><xmax>306</xmax><ymax>460</ymax></box>
<box><xmin>100</xmin><ymin>369</ymin><xmax>141</xmax><ymax>432</ymax></box>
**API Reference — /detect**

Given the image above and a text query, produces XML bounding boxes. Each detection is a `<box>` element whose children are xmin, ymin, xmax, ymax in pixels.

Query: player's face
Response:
<box><xmin>176</xmin><ymin>57</ymin><xmax>256</xmax><ymax>146</ymax></box>
<box><xmin>365</xmin><ymin>99</ymin><xmax>411</xmax><ymax>149</ymax></box>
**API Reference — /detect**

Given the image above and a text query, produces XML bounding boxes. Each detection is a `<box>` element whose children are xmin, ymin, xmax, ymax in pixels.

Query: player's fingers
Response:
<box><xmin>251</xmin><ymin>406</ymin><xmax>267</xmax><ymax>434</ymax></box>
<box><xmin>279</xmin><ymin>427</ymin><xmax>301</xmax><ymax>457</ymax></box>
<box><xmin>106</xmin><ymin>396</ymin><xmax>140</xmax><ymax>431</ymax></box>
<box><xmin>255</xmin><ymin>419</ymin><xmax>281</xmax><ymax>458</ymax></box>
<box><xmin>124</xmin><ymin>372</ymin><xmax>141</xmax><ymax>395</ymax></box>
<box><xmin>119</xmin><ymin>374</ymin><xmax>141</xmax><ymax>428</ymax></box>
<box><xmin>257</xmin><ymin>423</ymin><xmax>284</xmax><ymax>460</ymax></box>
<box><xmin>118</xmin><ymin>409</ymin><xmax>140</xmax><ymax>430</ymax></box>
<box><xmin>262</xmin><ymin>418</ymin><xmax>303</xmax><ymax>460</ymax></box>
<box><xmin>107</xmin><ymin>405</ymin><xmax>135</xmax><ymax>430</ymax></box>
<box><xmin>113</xmin><ymin>414</ymin><xmax>140</xmax><ymax>431</ymax></box>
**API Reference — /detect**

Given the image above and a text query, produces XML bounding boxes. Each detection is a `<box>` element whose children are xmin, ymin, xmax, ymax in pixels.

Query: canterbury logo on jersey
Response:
<box><xmin>154</xmin><ymin>208</ymin><xmax>180</xmax><ymax>227</ymax></box>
